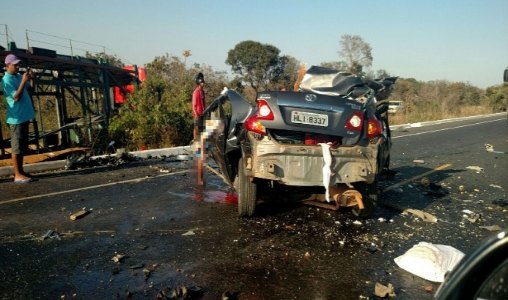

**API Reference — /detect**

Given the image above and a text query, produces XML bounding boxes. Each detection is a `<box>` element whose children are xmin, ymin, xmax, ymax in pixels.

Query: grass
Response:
<box><xmin>389</xmin><ymin>105</ymin><xmax>497</xmax><ymax>125</ymax></box>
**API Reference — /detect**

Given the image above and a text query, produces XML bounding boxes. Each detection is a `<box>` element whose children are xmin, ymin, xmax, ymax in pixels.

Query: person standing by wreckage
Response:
<box><xmin>1</xmin><ymin>54</ymin><xmax>36</xmax><ymax>183</ymax></box>
<box><xmin>192</xmin><ymin>72</ymin><xmax>205</xmax><ymax>140</ymax></box>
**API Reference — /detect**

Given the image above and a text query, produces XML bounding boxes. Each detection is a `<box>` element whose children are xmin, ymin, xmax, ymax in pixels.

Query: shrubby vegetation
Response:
<box><xmin>106</xmin><ymin>37</ymin><xmax>506</xmax><ymax>149</ymax></box>
<box><xmin>2</xmin><ymin>36</ymin><xmax>505</xmax><ymax>151</ymax></box>
<box><xmin>108</xmin><ymin>54</ymin><xmax>227</xmax><ymax>150</ymax></box>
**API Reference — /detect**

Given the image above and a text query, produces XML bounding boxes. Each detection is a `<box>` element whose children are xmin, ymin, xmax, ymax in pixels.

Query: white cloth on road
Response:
<box><xmin>394</xmin><ymin>242</ymin><xmax>465</xmax><ymax>282</ymax></box>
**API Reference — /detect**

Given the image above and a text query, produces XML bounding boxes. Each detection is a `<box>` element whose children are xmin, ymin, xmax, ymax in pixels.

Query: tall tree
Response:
<box><xmin>274</xmin><ymin>55</ymin><xmax>301</xmax><ymax>91</ymax></box>
<box><xmin>226</xmin><ymin>40</ymin><xmax>282</xmax><ymax>92</ymax></box>
<box><xmin>338</xmin><ymin>35</ymin><xmax>373</xmax><ymax>75</ymax></box>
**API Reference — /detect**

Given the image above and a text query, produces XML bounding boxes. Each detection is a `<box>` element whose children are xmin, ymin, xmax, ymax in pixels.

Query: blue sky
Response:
<box><xmin>1</xmin><ymin>0</ymin><xmax>507</xmax><ymax>88</ymax></box>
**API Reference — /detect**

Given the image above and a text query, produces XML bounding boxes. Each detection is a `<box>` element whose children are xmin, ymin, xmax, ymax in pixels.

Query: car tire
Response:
<box><xmin>237</xmin><ymin>157</ymin><xmax>257</xmax><ymax>217</ymax></box>
<box><xmin>352</xmin><ymin>181</ymin><xmax>378</xmax><ymax>218</ymax></box>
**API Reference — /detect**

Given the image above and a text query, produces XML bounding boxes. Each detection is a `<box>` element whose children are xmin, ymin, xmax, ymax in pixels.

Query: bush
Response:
<box><xmin>108</xmin><ymin>55</ymin><xmax>227</xmax><ymax>150</ymax></box>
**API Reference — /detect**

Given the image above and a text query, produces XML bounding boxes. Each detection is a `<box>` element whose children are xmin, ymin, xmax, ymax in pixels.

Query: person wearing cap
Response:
<box><xmin>1</xmin><ymin>54</ymin><xmax>35</xmax><ymax>183</ymax></box>
<box><xmin>192</xmin><ymin>72</ymin><xmax>205</xmax><ymax>140</ymax></box>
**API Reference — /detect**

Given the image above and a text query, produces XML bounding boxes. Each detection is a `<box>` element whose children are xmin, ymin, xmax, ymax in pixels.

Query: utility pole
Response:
<box><xmin>25</xmin><ymin>29</ymin><xmax>30</xmax><ymax>49</ymax></box>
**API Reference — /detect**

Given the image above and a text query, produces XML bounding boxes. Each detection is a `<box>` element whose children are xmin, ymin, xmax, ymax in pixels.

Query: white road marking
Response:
<box><xmin>0</xmin><ymin>170</ymin><xmax>190</xmax><ymax>205</ymax></box>
<box><xmin>392</xmin><ymin>118</ymin><xmax>505</xmax><ymax>139</ymax></box>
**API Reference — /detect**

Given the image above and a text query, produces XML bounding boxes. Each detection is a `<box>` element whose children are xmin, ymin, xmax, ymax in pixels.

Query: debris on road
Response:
<box><xmin>403</xmin><ymin>208</ymin><xmax>438</xmax><ymax>223</ymax></box>
<box><xmin>466</xmin><ymin>166</ymin><xmax>484</xmax><ymax>173</ymax></box>
<box><xmin>353</xmin><ymin>220</ymin><xmax>363</xmax><ymax>226</ymax></box>
<box><xmin>394</xmin><ymin>242</ymin><xmax>464</xmax><ymax>282</ymax></box>
<box><xmin>41</xmin><ymin>230</ymin><xmax>61</xmax><ymax>240</ymax></box>
<box><xmin>367</xmin><ymin>243</ymin><xmax>378</xmax><ymax>254</ymax></box>
<box><xmin>489</xmin><ymin>184</ymin><xmax>503</xmax><ymax>189</ymax></box>
<box><xmin>69</xmin><ymin>209</ymin><xmax>90</xmax><ymax>221</ymax></box>
<box><xmin>156</xmin><ymin>285</ymin><xmax>204</xmax><ymax>300</ymax></box>
<box><xmin>480</xmin><ymin>225</ymin><xmax>502</xmax><ymax>232</ymax></box>
<box><xmin>413</xmin><ymin>159</ymin><xmax>425</xmax><ymax>164</ymax></box>
<box><xmin>222</xmin><ymin>290</ymin><xmax>238</xmax><ymax>300</ymax></box>
<box><xmin>374</xmin><ymin>282</ymin><xmax>396</xmax><ymax>298</ymax></box>
<box><xmin>129</xmin><ymin>264</ymin><xmax>144</xmax><ymax>270</ymax></box>
<box><xmin>159</xmin><ymin>167</ymin><xmax>173</xmax><ymax>173</ymax></box>
<box><xmin>485</xmin><ymin>143</ymin><xmax>506</xmax><ymax>154</ymax></box>
<box><xmin>462</xmin><ymin>210</ymin><xmax>481</xmax><ymax>223</ymax></box>
<box><xmin>112</xmin><ymin>254</ymin><xmax>125</xmax><ymax>263</ymax></box>
<box><xmin>492</xmin><ymin>199</ymin><xmax>508</xmax><ymax>207</ymax></box>
<box><xmin>143</xmin><ymin>268</ymin><xmax>151</xmax><ymax>280</ymax></box>
<box><xmin>423</xmin><ymin>284</ymin><xmax>434</xmax><ymax>293</ymax></box>
<box><xmin>182</xmin><ymin>230</ymin><xmax>196</xmax><ymax>236</ymax></box>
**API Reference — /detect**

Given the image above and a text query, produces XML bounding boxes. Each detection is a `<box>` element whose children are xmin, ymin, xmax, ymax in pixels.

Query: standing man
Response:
<box><xmin>192</xmin><ymin>72</ymin><xmax>205</xmax><ymax>140</ymax></box>
<box><xmin>2</xmin><ymin>54</ymin><xmax>35</xmax><ymax>183</ymax></box>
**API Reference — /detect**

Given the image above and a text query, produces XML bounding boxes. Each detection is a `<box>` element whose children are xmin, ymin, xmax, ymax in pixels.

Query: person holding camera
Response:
<box><xmin>2</xmin><ymin>54</ymin><xmax>35</xmax><ymax>183</ymax></box>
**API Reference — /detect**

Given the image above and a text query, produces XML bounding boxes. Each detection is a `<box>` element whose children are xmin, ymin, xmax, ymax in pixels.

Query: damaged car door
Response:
<box><xmin>203</xmin><ymin>90</ymin><xmax>253</xmax><ymax>184</ymax></box>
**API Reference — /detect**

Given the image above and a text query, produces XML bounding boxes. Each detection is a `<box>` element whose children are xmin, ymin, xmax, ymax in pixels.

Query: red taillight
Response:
<box><xmin>367</xmin><ymin>118</ymin><xmax>382</xmax><ymax>138</ymax></box>
<box><xmin>257</xmin><ymin>99</ymin><xmax>274</xmax><ymax>120</ymax></box>
<box><xmin>245</xmin><ymin>115</ymin><xmax>267</xmax><ymax>135</ymax></box>
<box><xmin>345</xmin><ymin>112</ymin><xmax>364</xmax><ymax>131</ymax></box>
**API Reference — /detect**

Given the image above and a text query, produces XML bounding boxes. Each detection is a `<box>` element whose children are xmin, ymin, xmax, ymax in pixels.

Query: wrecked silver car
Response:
<box><xmin>203</xmin><ymin>66</ymin><xmax>397</xmax><ymax>217</ymax></box>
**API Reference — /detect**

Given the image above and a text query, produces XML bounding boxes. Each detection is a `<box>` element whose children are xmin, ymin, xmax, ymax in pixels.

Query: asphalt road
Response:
<box><xmin>0</xmin><ymin>113</ymin><xmax>506</xmax><ymax>299</ymax></box>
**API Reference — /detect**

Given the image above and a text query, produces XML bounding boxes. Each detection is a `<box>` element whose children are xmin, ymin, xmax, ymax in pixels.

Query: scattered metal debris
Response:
<box><xmin>462</xmin><ymin>210</ymin><xmax>482</xmax><ymax>223</ymax></box>
<box><xmin>374</xmin><ymin>282</ymin><xmax>396</xmax><ymax>298</ymax></box>
<box><xmin>111</xmin><ymin>254</ymin><xmax>125</xmax><ymax>263</ymax></box>
<box><xmin>403</xmin><ymin>208</ymin><xmax>438</xmax><ymax>223</ymax></box>
<box><xmin>41</xmin><ymin>230</ymin><xmax>61</xmax><ymax>240</ymax></box>
<box><xmin>65</xmin><ymin>152</ymin><xmax>137</xmax><ymax>170</ymax></box>
<box><xmin>156</xmin><ymin>286</ymin><xmax>203</xmax><ymax>300</ymax></box>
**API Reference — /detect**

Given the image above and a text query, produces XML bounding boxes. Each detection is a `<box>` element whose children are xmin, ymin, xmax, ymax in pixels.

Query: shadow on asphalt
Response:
<box><xmin>377</xmin><ymin>165</ymin><xmax>464</xmax><ymax>220</ymax></box>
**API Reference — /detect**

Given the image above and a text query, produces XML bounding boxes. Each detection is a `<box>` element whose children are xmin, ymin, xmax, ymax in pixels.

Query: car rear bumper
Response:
<box><xmin>244</xmin><ymin>133</ymin><xmax>380</xmax><ymax>186</ymax></box>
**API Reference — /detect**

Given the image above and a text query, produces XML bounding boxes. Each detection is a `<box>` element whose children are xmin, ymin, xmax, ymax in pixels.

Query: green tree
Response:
<box><xmin>320</xmin><ymin>61</ymin><xmax>347</xmax><ymax>71</ymax></box>
<box><xmin>109</xmin><ymin>54</ymin><xmax>227</xmax><ymax>149</ymax></box>
<box><xmin>226</xmin><ymin>40</ymin><xmax>283</xmax><ymax>92</ymax></box>
<box><xmin>338</xmin><ymin>35</ymin><xmax>373</xmax><ymax>75</ymax></box>
<box><xmin>85</xmin><ymin>51</ymin><xmax>123</xmax><ymax>68</ymax></box>
<box><xmin>273</xmin><ymin>55</ymin><xmax>300</xmax><ymax>91</ymax></box>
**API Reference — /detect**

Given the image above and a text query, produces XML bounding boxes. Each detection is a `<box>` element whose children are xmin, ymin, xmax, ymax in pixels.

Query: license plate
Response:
<box><xmin>291</xmin><ymin>111</ymin><xmax>328</xmax><ymax>127</ymax></box>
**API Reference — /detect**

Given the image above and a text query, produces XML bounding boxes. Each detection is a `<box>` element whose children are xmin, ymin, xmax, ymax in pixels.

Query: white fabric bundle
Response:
<box><xmin>394</xmin><ymin>242</ymin><xmax>465</xmax><ymax>282</ymax></box>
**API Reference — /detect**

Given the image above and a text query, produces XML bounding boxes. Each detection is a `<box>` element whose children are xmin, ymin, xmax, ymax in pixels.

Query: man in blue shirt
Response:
<box><xmin>2</xmin><ymin>54</ymin><xmax>35</xmax><ymax>183</ymax></box>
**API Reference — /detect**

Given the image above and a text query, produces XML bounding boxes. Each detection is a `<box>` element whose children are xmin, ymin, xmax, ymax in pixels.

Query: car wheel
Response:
<box><xmin>237</xmin><ymin>157</ymin><xmax>257</xmax><ymax>217</ymax></box>
<box><xmin>352</xmin><ymin>181</ymin><xmax>378</xmax><ymax>218</ymax></box>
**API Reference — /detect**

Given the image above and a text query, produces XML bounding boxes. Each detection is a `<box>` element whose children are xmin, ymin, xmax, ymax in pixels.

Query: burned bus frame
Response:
<box><xmin>0</xmin><ymin>47</ymin><xmax>136</xmax><ymax>157</ymax></box>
